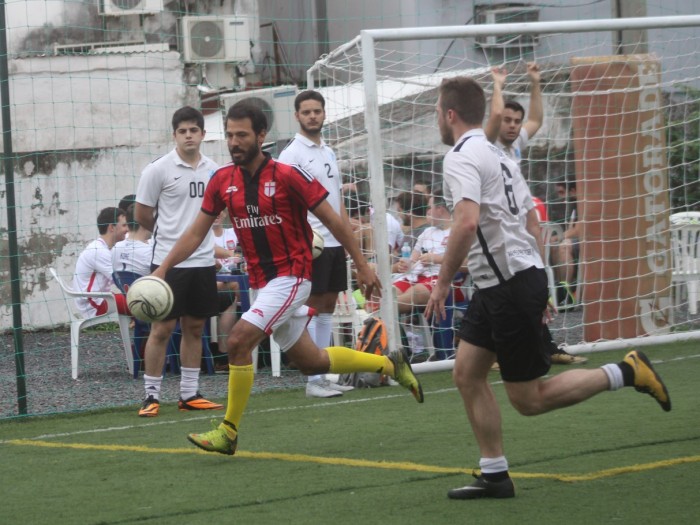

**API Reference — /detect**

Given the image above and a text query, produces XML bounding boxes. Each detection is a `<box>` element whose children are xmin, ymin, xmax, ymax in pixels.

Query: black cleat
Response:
<box><xmin>448</xmin><ymin>473</ymin><xmax>515</xmax><ymax>500</ymax></box>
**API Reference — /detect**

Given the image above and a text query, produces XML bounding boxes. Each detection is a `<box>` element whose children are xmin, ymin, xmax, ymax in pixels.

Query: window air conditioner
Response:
<box><xmin>475</xmin><ymin>6</ymin><xmax>539</xmax><ymax>48</ymax></box>
<box><xmin>100</xmin><ymin>0</ymin><xmax>164</xmax><ymax>16</ymax></box>
<box><xmin>219</xmin><ymin>86</ymin><xmax>298</xmax><ymax>143</ymax></box>
<box><xmin>181</xmin><ymin>16</ymin><xmax>252</xmax><ymax>63</ymax></box>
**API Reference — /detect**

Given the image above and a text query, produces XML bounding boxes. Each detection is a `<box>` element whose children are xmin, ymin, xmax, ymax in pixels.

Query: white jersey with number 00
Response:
<box><xmin>136</xmin><ymin>148</ymin><xmax>218</xmax><ymax>267</ymax></box>
<box><xmin>443</xmin><ymin>129</ymin><xmax>542</xmax><ymax>289</ymax></box>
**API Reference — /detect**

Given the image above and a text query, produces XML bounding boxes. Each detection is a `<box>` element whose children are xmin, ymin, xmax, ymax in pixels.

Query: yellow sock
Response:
<box><xmin>224</xmin><ymin>364</ymin><xmax>254</xmax><ymax>431</ymax></box>
<box><xmin>325</xmin><ymin>346</ymin><xmax>394</xmax><ymax>376</ymax></box>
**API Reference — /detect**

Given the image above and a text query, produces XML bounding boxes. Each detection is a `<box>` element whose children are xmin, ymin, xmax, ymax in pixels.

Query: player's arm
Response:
<box><xmin>484</xmin><ymin>66</ymin><xmax>507</xmax><ymax>143</ymax></box>
<box><xmin>524</xmin><ymin>208</ymin><xmax>545</xmax><ymax>261</ymax></box>
<box><xmin>151</xmin><ymin>211</ymin><xmax>216</xmax><ymax>279</ymax></box>
<box><xmin>312</xmin><ymin>199</ymin><xmax>382</xmax><ymax>299</ymax></box>
<box><xmin>425</xmin><ymin>199</ymin><xmax>479</xmax><ymax>320</ymax></box>
<box><xmin>524</xmin><ymin>62</ymin><xmax>543</xmax><ymax>139</ymax></box>
<box><xmin>135</xmin><ymin>203</ymin><xmax>156</xmax><ymax>233</ymax></box>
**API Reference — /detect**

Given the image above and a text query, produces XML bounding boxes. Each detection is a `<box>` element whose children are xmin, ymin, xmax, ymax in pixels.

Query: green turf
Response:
<box><xmin>1</xmin><ymin>343</ymin><xmax>699</xmax><ymax>525</ymax></box>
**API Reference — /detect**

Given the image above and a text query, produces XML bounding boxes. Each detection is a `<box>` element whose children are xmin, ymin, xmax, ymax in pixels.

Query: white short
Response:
<box><xmin>242</xmin><ymin>276</ymin><xmax>314</xmax><ymax>352</ymax></box>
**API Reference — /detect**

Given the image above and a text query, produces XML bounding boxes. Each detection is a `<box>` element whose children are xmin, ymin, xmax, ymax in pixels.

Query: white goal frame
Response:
<box><xmin>308</xmin><ymin>14</ymin><xmax>700</xmax><ymax>362</ymax></box>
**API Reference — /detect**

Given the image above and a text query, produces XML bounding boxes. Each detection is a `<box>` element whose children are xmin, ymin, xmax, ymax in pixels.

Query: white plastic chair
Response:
<box><xmin>540</xmin><ymin>222</ymin><xmax>565</xmax><ymax>304</ymax></box>
<box><xmin>50</xmin><ymin>268</ymin><xmax>133</xmax><ymax>379</ymax></box>
<box><xmin>669</xmin><ymin>221</ymin><xmax>700</xmax><ymax>314</ymax></box>
<box><xmin>331</xmin><ymin>290</ymin><xmax>369</xmax><ymax>347</ymax></box>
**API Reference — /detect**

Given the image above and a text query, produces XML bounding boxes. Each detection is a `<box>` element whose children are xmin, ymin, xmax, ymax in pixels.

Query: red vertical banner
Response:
<box><xmin>570</xmin><ymin>56</ymin><xmax>673</xmax><ymax>341</ymax></box>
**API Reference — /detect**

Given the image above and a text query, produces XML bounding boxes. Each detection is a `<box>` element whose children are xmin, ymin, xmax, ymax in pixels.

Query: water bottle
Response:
<box><xmin>401</xmin><ymin>242</ymin><xmax>411</xmax><ymax>261</ymax></box>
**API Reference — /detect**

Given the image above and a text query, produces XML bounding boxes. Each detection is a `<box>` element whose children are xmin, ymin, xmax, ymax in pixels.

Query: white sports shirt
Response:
<box><xmin>406</xmin><ymin>226</ymin><xmax>450</xmax><ymax>281</ymax></box>
<box><xmin>495</xmin><ymin>128</ymin><xmax>529</xmax><ymax>164</ymax></box>
<box><xmin>72</xmin><ymin>237</ymin><xmax>114</xmax><ymax>318</ymax></box>
<box><xmin>443</xmin><ymin>129</ymin><xmax>542</xmax><ymax>289</ymax></box>
<box><xmin>112</xmin><ymin>238</ymin><xmax>152</xmax><ymax>276</ymax></box>
<box><xmin>277</xmin><ymin>133</ymin><xmax>342</xmax><ymax>248</ymax></box>
<box><xmin>136</xmin><ymin>149</ymin><xmax>218</xmax><ymax>267</ymax></box>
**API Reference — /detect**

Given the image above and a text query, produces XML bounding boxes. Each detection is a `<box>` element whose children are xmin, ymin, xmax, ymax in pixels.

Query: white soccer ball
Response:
<box><xmin>126</xmin><ymin>276</ymin><xmax>174</xmax><ymax>323</ymax></box>
<box><xmin>312</xmin><ymin>229</ymin><xmax>324</xmax><ymax>259</ymax></box>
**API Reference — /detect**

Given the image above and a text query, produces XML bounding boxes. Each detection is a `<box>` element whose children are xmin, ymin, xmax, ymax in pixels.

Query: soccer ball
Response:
<box><xmin>126</xmin><ymin>276</ymin><xmax>174</xmax><ymax>323</ymax></box>
<box><xmin>312</xmin><ymin>229</ymin><xmax>324</xmax><ymax>259</ymax></box>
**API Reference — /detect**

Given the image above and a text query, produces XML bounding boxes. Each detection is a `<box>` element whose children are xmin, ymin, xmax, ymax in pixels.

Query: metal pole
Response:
<box><xmin>0</xmin><ymin>0</ymin><xmax>27</xmax><ymax>415</ymax></box>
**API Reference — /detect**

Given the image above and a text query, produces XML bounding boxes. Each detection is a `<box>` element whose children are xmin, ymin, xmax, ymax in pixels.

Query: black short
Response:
<box><xmin>310</xmin><ymin>246</ymin><xmax>348</xmax><ymax>295</ymax></box>
<box><xmin>457</xmin><ymin>266</ymin><xmax>551</xmax><ymax>382</ymax></box>
<box><xmin>151</xmin><ymin>264</ymin><xmax>219</xmax><ymax>320</ymax></box>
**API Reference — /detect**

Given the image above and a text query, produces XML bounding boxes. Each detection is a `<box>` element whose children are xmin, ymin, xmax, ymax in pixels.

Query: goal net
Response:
<box><xmin>308</xmin><ymin>15</ymin><xmax>700</xmax><ymax>357</ymax></box>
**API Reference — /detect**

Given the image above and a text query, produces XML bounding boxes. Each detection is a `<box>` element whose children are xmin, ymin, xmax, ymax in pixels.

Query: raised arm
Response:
<box><xmin>523</xmin><ymin>62</ymin><xmax>543</xmax><ymax>139</ymax></box>
<box><xmin>484</xmin><ymin>66</ymin><xmax>507</xmax><ymax>143</ymax></box>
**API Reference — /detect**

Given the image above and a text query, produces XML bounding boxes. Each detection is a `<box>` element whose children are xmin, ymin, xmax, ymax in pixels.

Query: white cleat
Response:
<box><xmin>306</xmin><ymin>380</ymin><xmax>343</xmax><ymax>398</ymax></box>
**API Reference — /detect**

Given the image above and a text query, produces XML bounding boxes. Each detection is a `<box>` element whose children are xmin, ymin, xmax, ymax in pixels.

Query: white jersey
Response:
<box><xmin>443</xmin><ymin>129</ymin><xmax>542</xmax><ymax>289</ymax></box>
<box><xmin>136</xmin><ymin>148</ymin><xmax>218</xmax><ymax>267</ymax></box>
<box><xmin>278</xmin><ymin>133</ymin><xmax>342</xmax><ymax>248</ymax></box>
<box><xmin>112</xmin><ymin>238</ymin><xmax>152</xmax><ymax>276</ymax></box>
<box><xmin>495</xmin><ymin>128</ymin><xmax>529</xmax><ymax>165</ymax></box>
<box><xmin>72</xmin><ymin>237</ymin><xmax>114</xmax><ymax>318</ymax></box>
<box><xmin>213</xmin><ymin>227</ymin><xmax>238</xmax><ymax>266</ymax></box>
<box><xmin>406</xmin><ymin>226</ymin><xmax>450</xmax><ymax>281</ymax></box>
<box><xmin>369</xmin><ymin>210</ymin><xmax>404</xmax><ymax>252</ymax></box>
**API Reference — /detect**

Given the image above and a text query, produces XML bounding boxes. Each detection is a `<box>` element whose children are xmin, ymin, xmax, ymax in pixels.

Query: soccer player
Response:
<box><xmin>134</xmin><ymin>106</ymin><xmax>223</xmax><ymax>417</ymax></box>
<box><xmin>72</xmin><ymin>207</ymin><xmax>129</xmax><ymax>318</ymax></box>
<box><xmin>151</xmin><ymin>102</ymin><xmax>423</xmax><ymax>456</ymax></box>
<box><xmin>277</xmin><ymin>90</ymin><xmax>355</xmax><ymax>398</ymax></box>
<box><xmin>425</xmin><ymin>76</ymin><xmax>671</xmax><ymax>500</ymax></box>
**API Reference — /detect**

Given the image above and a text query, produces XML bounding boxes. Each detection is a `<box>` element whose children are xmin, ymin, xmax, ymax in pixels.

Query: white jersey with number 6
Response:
<box><xmin>442</xmin><ymin>129</ymin><xmax>542</xmax><ymax>289</ymax></box>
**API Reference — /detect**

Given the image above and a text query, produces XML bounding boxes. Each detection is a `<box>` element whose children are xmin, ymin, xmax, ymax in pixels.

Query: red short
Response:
<box><xmin>93</xmin><ymin>293</ymin><xmax>130</xmax><ymax>316</ymax></box>
<box><xmin>393</xmin><ymin>275</ymin><xmax>438</xmax><ymax>294</ymax></box>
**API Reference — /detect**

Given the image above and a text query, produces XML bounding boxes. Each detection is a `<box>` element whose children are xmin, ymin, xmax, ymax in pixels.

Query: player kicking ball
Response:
<box><xmin>151</xmin><ymin>102</ymin><xmax>423</xmax><ymax>456</ymax></box>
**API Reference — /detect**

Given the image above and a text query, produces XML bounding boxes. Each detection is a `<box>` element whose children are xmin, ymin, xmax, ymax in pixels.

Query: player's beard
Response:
<box><xmin>230</xmin><ymin>143</ymin><xmax>260</xmax><ymax>166</ymax></box>
<box><xmin>300</xmin><ymin>121</ymin><xmax>323</xmax><ymax>137</ymax></box>
<box><xmin>439</xmin><ymin>120</ymin><xmax>455</xmax><ymax>146</ymax></box>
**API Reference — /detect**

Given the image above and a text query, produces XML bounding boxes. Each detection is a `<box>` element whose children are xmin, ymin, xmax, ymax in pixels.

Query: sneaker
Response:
<box><xmin>178</xmin><ymin>392</ymin><xmax>224</xmax><ymax>411</ymax></box>
<box><xmin>448</xmin><ymin>473</ymin><xmax>515</xmax><ymax>500</ymax></box>
<box><xmin>623</xmin><ymin>350</ymin><xmax>671</xmax><ymax>411</ymax></box>
<box><xmin>325</xmin><ymin>380</ymin><xmax>355</xmax><ymax>393</ymax></box>
<box><xmin>138</xmin><ymin>395</ymin><xmax>159</xmax><ymax>417</ymax></box>
<box><xmin>187</xmin><ymin>420</ymin><xmax>238</xmax><ymax>456</ymax></box>
<box><xmin>306</xmin><ymin>380</ymin><xmax>343</xmax><ymax>398</ymax></box>
<box><xmin>550</xmin><ymin>350</ymin><xmax>589</xmax><ymax>365</ymax></box>
<box><xmin>389</xmin><ymin>349</ymin><xmax>424</xmax><ymax>403</ymax></box>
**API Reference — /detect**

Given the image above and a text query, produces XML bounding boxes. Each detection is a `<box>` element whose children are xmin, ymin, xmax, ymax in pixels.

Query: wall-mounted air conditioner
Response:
<box><xmin>219</xmin><ymin>86</ymin><xmax>298</xmax><ymax>143</ymax></box>
<box><xmin>181</xmin><ymin>16</ymin><xmax>252</xmax><ymax>63</ymax></box>
<box><xmin>100</xmin><ymin>0</ymin><xmax>164</xmax><ymax>16</ymax></box>
<box><xmin>475</xmin><ymin>5</ymin><xmax>539</xmax><ymax>48</ymax></box>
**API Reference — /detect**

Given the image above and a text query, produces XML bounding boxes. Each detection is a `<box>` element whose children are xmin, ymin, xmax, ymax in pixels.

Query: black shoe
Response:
<box><xmin>448</xmin><ymin>474</ymin><xmax>515</xmax><ymax>500</ymax></box>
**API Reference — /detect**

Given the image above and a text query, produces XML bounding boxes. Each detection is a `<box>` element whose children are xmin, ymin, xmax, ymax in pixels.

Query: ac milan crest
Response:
<box><xmin>264</xmin><ymin>181</ymin><xmax>276</xmax><ymax>197</ymax></box>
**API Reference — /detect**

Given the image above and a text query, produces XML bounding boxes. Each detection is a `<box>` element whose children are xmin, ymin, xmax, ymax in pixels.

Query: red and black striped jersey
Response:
<box><xmin>202</xmin><ymin>154</ymin><xmax>329</xmax><ymax>288</ymax></box>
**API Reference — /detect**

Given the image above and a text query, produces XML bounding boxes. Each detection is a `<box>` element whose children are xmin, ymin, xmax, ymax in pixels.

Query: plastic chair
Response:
<box><xmin>331</xmin><ymin>290</ymin><xmax>369</xmax><ymax>347</ymax></box>
<box><xmin>670</xmin><ymin>221</ymin><xmax>700</xmax><ymax>314</ymax></box>
<box><xmin>50</xmin><ymin>267</ymin><xmax>133</xmax><ymax>380</ymax></box>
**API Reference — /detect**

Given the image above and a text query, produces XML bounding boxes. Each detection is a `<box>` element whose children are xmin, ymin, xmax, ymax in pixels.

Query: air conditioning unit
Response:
<box><xmin>100</xmin><ymin>0</ymin><xmax>163</xmax><ymax>16</ymax></box>
<box><xmin>475</xmin><ymin>6</ymin><xmax>539</xmax><ymax>48</ymax></box>
<box><xmin>219</xmin><ymin>86</ymin><xmax>298</xmax><ymax>143</ymax></box>
<box><xmin>181</xmin><ymin>16</ymin><xmax>251</xmax><ymax>63</ymax></box>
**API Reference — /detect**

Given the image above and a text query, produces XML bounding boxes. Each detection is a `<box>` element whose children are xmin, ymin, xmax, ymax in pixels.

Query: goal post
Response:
<box><xmin>309</xmin><ymin>14</ymin><xmax>700</xmax><ymax>358</ymax></box>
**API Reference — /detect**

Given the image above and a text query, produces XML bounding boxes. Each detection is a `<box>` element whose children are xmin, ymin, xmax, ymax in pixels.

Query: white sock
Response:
<box><xmin>479</xmin><ymin>456</ymin><xmax>508</xmax><ymax>474</ymax></box>
<box><xmin>180</xmin><ymin>366</ymin><xmax>200</xmax><ymax>400</ymax></box>
<box><xmin>601</xmin><ymin>363</ymin><xmax>624</xmax><ymax>391</ymax></box>
<box><xmin>143</xmin><ymin>374</ymin><xmax>162</xmax><ymax>401</ymax></box>
<box><xmin>306</xmin><ymin>317</ymin><xmax>323</xmax><ymax>383</ymax></box>
<box><xmin>306</xmin><ymin>313</ymin><xmax>334</xmax><ymax>384</ymax></box>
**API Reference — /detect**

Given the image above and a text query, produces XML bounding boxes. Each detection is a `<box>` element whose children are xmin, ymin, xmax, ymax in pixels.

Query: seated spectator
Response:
<box><xmin>551</xmin><ymin>180</ymin><xmax>579</xmax><ymax>305</ymax></box>
<box><xmin>393</xmin><ymin>196</ymin><xmax>456</xmax><ymax>314</ymax></box>
<box><xmin>73</xmin><ymin>207</ymin><xmax>129</xmax><ymax>318</ymax></box>
<box><xmin>112</xmin><ymin>204</ymin><xmax>152</xmax><ymax>276</ymax></box>
<box><xmin>393</xmin><ymin>190</ymin><xmax>430</xmax><ymax>248</ymax></box>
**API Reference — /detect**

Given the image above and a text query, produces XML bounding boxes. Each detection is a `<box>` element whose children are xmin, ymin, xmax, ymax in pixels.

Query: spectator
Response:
<box><xmin>72</xmin><ymin>207</ymin><xmax>129</xmax><ymax>318</ymax></box>
<box><xmin>484</xmin><ymin>62</ymin><xmax>543</xmax><ymax>163</ymax></box>
<box><xmin>112</xmin><ymin>204</ymin><xmax>152</xmax><ymax>276</ymax></box>
<box><xmin>118</xmin><ymin>194</ymin><xmax>136</xmax><ymax>216</ymax></box>
<box><xmin>551</xmin><ymin>180</ymin><xmax>580</xmax><ymax>306</ymax></box>
<box><xmin>278</xmin><ymin>90</ymin><xmax>356</xmax><ymax>398</ymax></box>
<box><xmin>134</xmin><ymin>105</ymin><xmax>223</xmax><ymax>417</ymax></box>
<box><xmin>394</xmin><ymin>190</ymin><xmax>430</xmax><ymax>248</ymax></box>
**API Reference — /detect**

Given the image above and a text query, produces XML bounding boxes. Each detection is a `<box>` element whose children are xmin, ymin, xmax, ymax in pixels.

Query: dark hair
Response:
<box><xmin>395</xmin><ymin>191</ymin><xmax>429</xmax><ymax>218</ymax></box>
<box><xmin>431</xmin><ymin>195</ymin><xmax>449</xmax><ymax>210</ymax></box>
<box><xmin>226</xmin><ymin>101</ymin><xmax>268</xmax><ymax>135</ymax></box>
<box><xmin>118</xmin><ymin>194</ymin><xmax>135</xmax><ymax>215</ymax></box>
<box><xmin>172</xmin><ymin>106</ymin><xmax>204</xmax><ymax>132</ymax></box>
<box><xmin>294</xmin><ymin>90</ymin><xmax>325</xmax><ymax>112</ymax></box>
<box><xmin>97</xmin><ymin>207</ymin><xmax>124</xmax><ymax>235</ymax></box>
<box><xmin>439</xmin><ymin>77</ymin><xmax>485</xmax><ymax>125</ymax></box>
<box><xmin>125</xmin><ymin>204</ymin><xmax>140</xmax><ymax>232</ymax></box>
<box><xmin>504</xmin><ymin>100</ymin><xmax>525</xmax><ymax>119</ymax></box>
